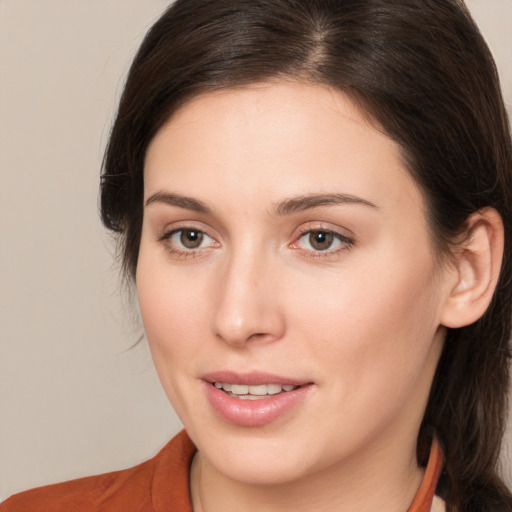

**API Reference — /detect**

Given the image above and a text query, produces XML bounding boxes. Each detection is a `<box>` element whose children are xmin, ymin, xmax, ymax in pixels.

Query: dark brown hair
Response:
<box><xmin>100</xmin><ymin>0</ymin><xmax>512</xmax><ymax>509</ymax></box>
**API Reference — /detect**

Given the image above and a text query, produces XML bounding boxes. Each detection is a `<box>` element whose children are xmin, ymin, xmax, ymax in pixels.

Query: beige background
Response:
<box><xmin>1</xmin><ymin>0</ymin><xmax>511</xmax><ymax>501</ymax></box>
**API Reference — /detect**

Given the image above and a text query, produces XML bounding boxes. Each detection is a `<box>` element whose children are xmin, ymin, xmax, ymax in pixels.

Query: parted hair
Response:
<box><xmin>100</xmin><ymin>1</ymin><xmax>512</xmax><ymax>510</ymax></box>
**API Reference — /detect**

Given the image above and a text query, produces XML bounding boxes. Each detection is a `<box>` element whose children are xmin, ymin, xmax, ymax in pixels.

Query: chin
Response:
<box><xmin>210</xmin><ymin>446</ymin><xmax>314</xmax><ymax>485</ymax></box>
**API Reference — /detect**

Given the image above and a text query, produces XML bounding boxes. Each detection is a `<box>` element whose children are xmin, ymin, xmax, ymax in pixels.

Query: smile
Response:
<box><xmin>203</xmin><ymin>374</ymin><xmax>313</xmax><ymax>426</ymax></box>
<box><xmin>213</xmin><ymin>382</ymin><xmax>299</xmax><ymax>399</ymax></box>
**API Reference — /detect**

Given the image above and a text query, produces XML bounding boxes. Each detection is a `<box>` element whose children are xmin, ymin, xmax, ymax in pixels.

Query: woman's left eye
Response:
<box><xmin>164</xmin><ymin>228</ymin><xmax>216</xmax><ymax>251</ymax></box>
<box><xmin>295</xmin><ymin>229</ymin><xmax>352</xmax><ymax>253</ymax></box>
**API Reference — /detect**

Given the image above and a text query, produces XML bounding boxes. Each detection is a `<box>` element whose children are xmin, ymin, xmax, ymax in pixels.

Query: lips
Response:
<box><xmin>214</xmin><ymin>382</ymin><xmax>299</xmax><ymax>399</ymax></box>
<box><xmin>202</xmin><ymin>371</ymin><xmax>313</xmax><ymax>426</ymax></box>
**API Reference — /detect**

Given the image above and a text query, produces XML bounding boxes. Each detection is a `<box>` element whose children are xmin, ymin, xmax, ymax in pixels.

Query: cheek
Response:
<box><xmin>136</xmin><ymin>249</ymin><xmax>210</xmax><ymax>374</ymax></box>
<box><xmin>287</xmin><ymin>260</ymin><xmax>443</xmax><ymax>454</ymax></box>
<box><xmin>136</xmin><ymin>255</ymin><xmax>215</xmax><ymax>425</ymax></box>
<box><xmin>289</xmin><ymin>248</ymin><xmax>442</xmax><ymax>392</ymax></box>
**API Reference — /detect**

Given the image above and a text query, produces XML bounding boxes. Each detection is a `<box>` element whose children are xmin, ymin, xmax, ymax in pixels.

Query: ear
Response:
<box><xmin>440</xmin><ymin>208</ymin><xmax>504</xmax><ymax>329</ymax></box>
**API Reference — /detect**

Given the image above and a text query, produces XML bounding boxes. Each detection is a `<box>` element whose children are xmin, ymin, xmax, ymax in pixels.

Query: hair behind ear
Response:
<box><xmin>423</xmin><ymin>207</ymin><xmax>510</xmax><ymax>511</ymax></box>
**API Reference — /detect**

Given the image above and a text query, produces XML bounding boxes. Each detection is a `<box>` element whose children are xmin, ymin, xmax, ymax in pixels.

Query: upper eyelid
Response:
<box><xmin>159</xmin><ymin>227</ymin><xmax>217</xmax><ymax>244</ymax></box>
<box><xmin>158</xmin><ymin>222</ymin><xmax>216</xmax><ymax>240</ymax></box>
<box><xmin>294</xmin><ymin>229</ymin><xmax>353</xmax><ymax>245</ymax></box>
<box><xmin>294</xmin><ymin>223</ymin><xmax>354</xmax><ymax>239</ymax></box>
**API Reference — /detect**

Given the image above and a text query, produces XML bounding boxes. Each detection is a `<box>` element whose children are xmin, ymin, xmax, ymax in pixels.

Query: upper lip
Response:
<box><xmin>202</xmin><ymin>370</ymin><xmax>311</xmax><ymax>387</ymax></box>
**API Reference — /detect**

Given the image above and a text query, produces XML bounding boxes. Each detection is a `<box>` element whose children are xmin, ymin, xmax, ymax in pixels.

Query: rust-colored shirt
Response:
<box><xmin>2</xmin><ymin>431</ymin><xmax>443</xmax><ymax>512</ymax></box>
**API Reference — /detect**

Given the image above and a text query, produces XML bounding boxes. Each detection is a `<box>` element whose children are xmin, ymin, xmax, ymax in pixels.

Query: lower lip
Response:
<box><xmin>204</xmin><ymin>382</ymin><xmax>312</xmax><ymax>427</ymax></box>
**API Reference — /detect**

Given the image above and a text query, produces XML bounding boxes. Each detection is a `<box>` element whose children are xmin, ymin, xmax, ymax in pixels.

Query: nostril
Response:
<box><xmin>247</xmin><ymin>332</ymin><xmax>268</xmax><ymax>341</ymax></box>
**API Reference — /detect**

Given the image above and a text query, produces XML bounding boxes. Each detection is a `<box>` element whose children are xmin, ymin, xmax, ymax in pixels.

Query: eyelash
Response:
<box><xmin>292</xmin><ymin>227</ymin><xmax>354</xmax><ymax>258</ymax></box>
<box><xmin>157</xmin><ymin>226</ymin><xmax>354</xmax><ymax>259</ymax></box>
<box><xmin>158</xmin><ymin>226</ymin><xmax>218</xmax><ymax>259</ymax></box>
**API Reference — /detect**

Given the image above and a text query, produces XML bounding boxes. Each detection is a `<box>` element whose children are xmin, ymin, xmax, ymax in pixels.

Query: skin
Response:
<box><xmin>137</xmin><ymin>82</ymin><xmax>458</xmax><ymax>512</ymax></box>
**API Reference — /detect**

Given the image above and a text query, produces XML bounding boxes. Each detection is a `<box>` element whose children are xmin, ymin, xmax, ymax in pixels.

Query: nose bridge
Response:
<box><xmin>211</xmin><ymin>239</ymin><xmax>284</xmax><ymax>347</ymax></box>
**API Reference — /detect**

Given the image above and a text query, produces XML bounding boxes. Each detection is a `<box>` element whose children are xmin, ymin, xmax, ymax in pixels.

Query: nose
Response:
<box><xmin>211</xmin><ymin>247</ymin><xmax>286</xmax><ymax>348</ymax></box>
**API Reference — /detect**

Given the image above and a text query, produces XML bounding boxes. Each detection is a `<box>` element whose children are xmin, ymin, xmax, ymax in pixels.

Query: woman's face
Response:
<box><xmin>137</xmin><ymin>82</ymin><xmax>451</xmax><ymax>485</ymax></box>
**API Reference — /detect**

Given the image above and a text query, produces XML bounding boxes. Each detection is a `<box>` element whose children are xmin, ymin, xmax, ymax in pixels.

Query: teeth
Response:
<box><xmin>266</xmin><ymin>384</ymin><xmax>282</xmax><ymax>395</ymax></box>
<box><xmin>213</xmin><ymin>382</ymin><xmax>299</xmax><ymax>397</ymax></box>
<box><xmin>231</xmin><ymin>384</ymin><xmax>249</xmax><ymax>394</ymax></box>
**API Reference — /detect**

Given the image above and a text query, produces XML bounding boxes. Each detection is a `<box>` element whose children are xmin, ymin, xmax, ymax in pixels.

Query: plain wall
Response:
<box><xmin>1</xmin><ymin>0</ymin><xmax>511</xmax><ymax>501</ymax></box>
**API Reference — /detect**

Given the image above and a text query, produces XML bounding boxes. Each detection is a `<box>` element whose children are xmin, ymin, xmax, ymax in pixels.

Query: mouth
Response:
<box><xmin>202</xmin><ymin>372</ymin><xmax>312</xmax><ymax>426</ymax></box>
<box><xmin>212</xmin><ymin>382</ymin><xmax>300</xmax><ymax>400</ymax></box>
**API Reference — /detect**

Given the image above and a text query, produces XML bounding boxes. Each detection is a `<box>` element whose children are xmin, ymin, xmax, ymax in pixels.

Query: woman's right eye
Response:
<box><xmin>160</xmin><ymin>228</ymin><xmax>217</xmax><ymax>253</ymax></box>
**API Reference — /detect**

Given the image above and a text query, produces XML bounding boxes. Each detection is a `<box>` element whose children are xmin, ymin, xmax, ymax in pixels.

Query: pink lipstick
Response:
<box><xmin>202</xmin><ymin>371</ymin><xmax>313</xmax><ymax>427</ymax></box>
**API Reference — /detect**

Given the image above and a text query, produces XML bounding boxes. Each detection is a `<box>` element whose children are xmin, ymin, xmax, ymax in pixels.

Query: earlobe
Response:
<box><xmin>440</xmin><ymin>208</ymin><xmax>504</xmax><ymax>329</ymax></box>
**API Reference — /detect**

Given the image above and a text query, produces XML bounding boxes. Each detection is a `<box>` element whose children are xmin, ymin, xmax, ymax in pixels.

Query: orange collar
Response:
<box><xmin>407</xmin><ymin>437</ymin><xmax>444</xmax><ymax>512</ymax></box>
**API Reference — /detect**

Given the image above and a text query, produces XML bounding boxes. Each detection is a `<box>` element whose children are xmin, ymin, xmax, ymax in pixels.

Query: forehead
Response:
<box><xmin>144</xmin><ymin>81</ymin><xmax>424</xmax><ymax>217</ymax></box>
<box><xmin>154</xmin><ymin>82</ymin><xmax>381</xmax><ymax>150</ymax></box>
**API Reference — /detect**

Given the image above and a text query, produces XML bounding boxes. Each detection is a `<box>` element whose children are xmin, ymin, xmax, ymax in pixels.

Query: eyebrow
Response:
<box><xmin>272</xmin><ymin>193</ymin><xmax>378</xmax><ymax>216</ymax></box>
<box><xmin>144</xmin><ymin>191</ymin><xmax>378</xmax><ymax>216</ymax></box>
<box><xmin>145</xmin><ymin>191</ymin><xmax>212</xmax><ymax>214</ymax></box>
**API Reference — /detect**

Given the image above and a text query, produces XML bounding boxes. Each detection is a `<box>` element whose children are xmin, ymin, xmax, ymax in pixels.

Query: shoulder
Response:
<box><xmin>1</xmin><ymin>465</ymin><xmax>149</xmax><ymax>512</ymax></box>
<box><xmin>1</xmin><ymin>430</ymin><xmax>196</xmax><ymax>512</ymax></box>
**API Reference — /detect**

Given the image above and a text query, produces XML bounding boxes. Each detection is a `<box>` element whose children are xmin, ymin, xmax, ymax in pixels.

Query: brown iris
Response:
<box><xmin>180</xmin><ymin>229</ymin><xmax>204</xmax><ymax>249</ymax></box>
<box><xmin>308</xmin><ymin>231</ymin><xmax>334</xmax><ymax>251</ymax></box>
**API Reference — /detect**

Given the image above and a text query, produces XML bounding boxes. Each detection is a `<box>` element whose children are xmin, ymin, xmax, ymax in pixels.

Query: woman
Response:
<box><xmin>3</xmin><ymin>0</ymin><xmax>511</xmax><ymax>511</ymax></box>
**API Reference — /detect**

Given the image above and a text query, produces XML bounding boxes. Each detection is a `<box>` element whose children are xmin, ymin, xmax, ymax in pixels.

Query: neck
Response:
<box><xmin>190</xmin><ymin>429</ymin><xmax>425</xmax><ymax>512</ymax></box>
